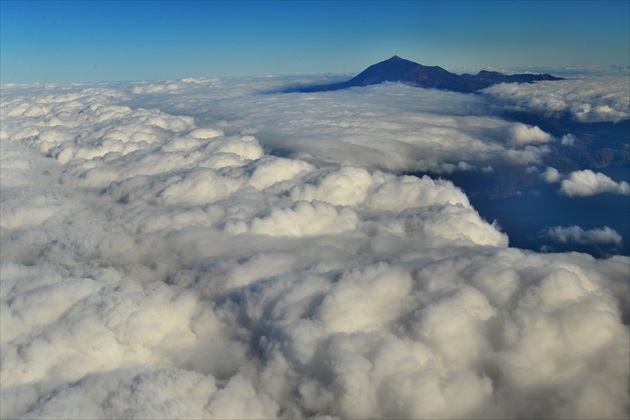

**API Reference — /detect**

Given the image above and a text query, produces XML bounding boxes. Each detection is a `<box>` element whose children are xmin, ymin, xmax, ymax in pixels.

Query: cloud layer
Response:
<box><xmin>122</xmin><ymin>79</ymin><xmax>557</xmax><ymax>173</ymax></box>
<box><xmin>1</xmin><ymin>80</ymin><xmax>629</xmax><ymax>419</ymax></box>
<box><xmin>482</xmin><ymin>75</ymin><xmax>630</xmax><ymax>122</ymax></box>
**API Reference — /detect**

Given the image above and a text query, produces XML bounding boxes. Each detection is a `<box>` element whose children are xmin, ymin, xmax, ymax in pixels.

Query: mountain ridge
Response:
<box><xmin>286</xmin><ymin>55</ymin><xmax>564</xmax><ymax>93</ymax></box>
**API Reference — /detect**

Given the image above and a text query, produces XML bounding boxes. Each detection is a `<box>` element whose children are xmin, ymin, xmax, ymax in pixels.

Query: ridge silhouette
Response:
<box><xmin>286</xmin><ymin>56</ymin><xmax>563</xmax><ymax>93</ymax></box>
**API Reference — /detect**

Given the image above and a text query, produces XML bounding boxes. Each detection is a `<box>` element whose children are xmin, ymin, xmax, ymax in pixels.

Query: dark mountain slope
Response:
<box><xmin>286</xmin><ymin>56</ymin><xmax>563</xmax><ymax>93</ymax></box>
<box><xmin>345</xmin><ymin>55</ymin><xmax>487</xmax><ymax>92</ymax></box>
<box><xmin>460</xmin><ymin>69</ymin><xmax>563</xmax><ymax>85</ymax></box>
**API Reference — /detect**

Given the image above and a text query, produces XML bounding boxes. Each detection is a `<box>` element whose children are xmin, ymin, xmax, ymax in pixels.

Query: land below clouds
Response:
<box><xmin>409</xmin><ymin>110</ymin><xmax>630</xmax><ymax>257</ymax></box>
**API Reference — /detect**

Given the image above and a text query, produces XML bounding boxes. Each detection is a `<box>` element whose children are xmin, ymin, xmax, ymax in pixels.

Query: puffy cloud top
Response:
<box><xmin>482</xmin><ymin>76</ymin><xmax>630</xmax><ymax>123</ymax></box>
<box><xmin>560</xmin><ymin>170</ymin><xmax>630</xmax><ymax>197</ymax></box>
<box><xmin>542</xmin><ymin>166</ymin><xmax>562</xmax><ymax>183</ymax></box>
<box><xmin>498</xmin><ymin>123</ymin><xmax>552</xmax><ymax>146</ymax></box>
<box><xmin>121</xmin><ymin>80</ymin><xmax>556</xmax><ymax>173</ymax></box>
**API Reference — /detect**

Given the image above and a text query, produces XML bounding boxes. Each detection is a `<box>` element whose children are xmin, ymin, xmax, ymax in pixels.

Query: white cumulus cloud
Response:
<box><xmin>540</xmin><ymin>225</ymin><xmax>623</xmax><ymax>246</ymax></box>
<box><xmin>560</xmin><ymin>169</ymin><xmax>630</xmax><ymax>197</ymax></box>
<box><xmin>497</xmin><ymin>123</ymin><xmax>552</xmax><ymax>146</ymax></box>
<box><xmin>542</xmin><ymin>166</ymin><xmax>563</xmax><ymax>183</ymax></box>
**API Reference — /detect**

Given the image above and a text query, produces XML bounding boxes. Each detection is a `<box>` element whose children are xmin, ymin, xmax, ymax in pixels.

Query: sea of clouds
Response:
<box><xmin>1</xmin><ymin>75</ymin><xmax>629</xmax><ymax>419</ymax></box>
<box><xmin>482</xmin><ymin>74</ymin><xmax>630</xmax><ymax>123</ymax></box>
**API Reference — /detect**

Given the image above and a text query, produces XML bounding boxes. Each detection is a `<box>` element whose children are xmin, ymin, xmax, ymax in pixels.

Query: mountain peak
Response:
<box><xmin>284</xmin><ymin>56</ymin><xmax>564</xmax><ymax>93</ymax></box>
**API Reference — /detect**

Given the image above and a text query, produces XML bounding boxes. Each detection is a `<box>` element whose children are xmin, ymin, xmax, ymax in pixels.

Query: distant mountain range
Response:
<box><xmin>286</xmin><ymin>55</ymin><xmax>563</xmax><ymax>93</ymax></box>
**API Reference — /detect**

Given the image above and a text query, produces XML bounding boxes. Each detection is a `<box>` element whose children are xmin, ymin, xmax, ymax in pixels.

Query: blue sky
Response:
<box><xmin>1</xmin><ymin>0</ymin><xmax>629</xmax><ymax>83</ymax></box>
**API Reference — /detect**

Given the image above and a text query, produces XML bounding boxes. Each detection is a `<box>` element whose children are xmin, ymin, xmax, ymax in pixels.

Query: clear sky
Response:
<box><xmin>1</xmin><ymin>0</ymin><xmax>629</xmax><ymax>83</ymax></box>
